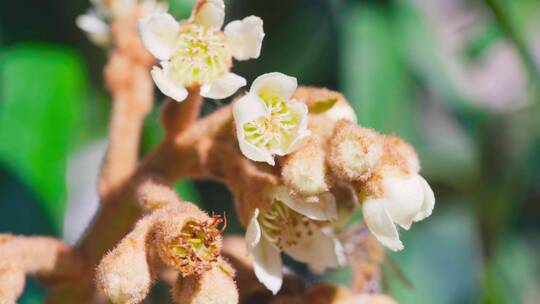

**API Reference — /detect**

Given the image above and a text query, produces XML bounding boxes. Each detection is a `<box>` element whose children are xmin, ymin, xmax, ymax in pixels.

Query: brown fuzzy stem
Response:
<box><xmin>98</xmin><ymin>10</ymin><xmax>154</xmax><ymax>198</ymax></box>
<box><xmin>160</xmin><ymin>88</ymin><xmax>204</xmax><ymax>140</ymax></box>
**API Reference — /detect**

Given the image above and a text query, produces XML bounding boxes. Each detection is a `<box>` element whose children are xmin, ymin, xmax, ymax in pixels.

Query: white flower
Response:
<box><xmin>76</xmin><ymin>12</ymin><xmax>111</xmax><ymax>47</ymax></box>
<box><xmin>138</xmin><ymin>0</ymin><xmax>265</xmax><ymax>102</ymax></box>
<box><xmin>361</xmin><ymin>172</ymin><xmax>435</xmax><ymax>251</ymax></box>
<box><xmin>77</xmin><ymin>0</ymin><xmax>167</xmax><ymax>47</ymax></box>
<box><xmin>245</xmin><ymin>187</ymin><xmax>345</xmax><ymax>294</ymax></box>
<box><xmin>233</xmin><ymin>73</ymin><xmax>310</xmax><ymax>165</ymax></box>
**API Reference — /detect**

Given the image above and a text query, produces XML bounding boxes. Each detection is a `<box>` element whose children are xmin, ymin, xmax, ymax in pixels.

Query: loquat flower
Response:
<box><xmin>138</xmin><ymin>0</ymin><xmax>265</xmax><ymax>101</ymax></box>
<box><xmin>245</xmin><ymin>186</ymin><xmax>344</xmax><ymax>294</ymax></box>
<box><xmin>360</xmin><ymin>136</ymin><xmax>435</xmax><ymax>251</ymax></box>
<box><xmin>233</xmin><ymin>73</ymin><xmax>310</xmax><ymax>165</ymax></box>
<box><xmin>77</xmin><ymin>0</ymin><xmax>167</xmax><ymax>47</ymax></box>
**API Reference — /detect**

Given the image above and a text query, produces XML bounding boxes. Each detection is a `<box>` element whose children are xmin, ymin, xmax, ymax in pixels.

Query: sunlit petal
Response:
<box><xmin>192</xmin><ymin>0</ymin><xmax>225</xmax><ymax>30</ymax></box>
<box><xmin>224</xmin><ymin>16</ymin><xmax>265</xmax><ymax>61</ymax></box>
<box><xmin>274</xmin><ymin>186</ymin><xmax>337</xmax><ymax>221</ymax></box>
<box><xmin>414</xmin><ymin>175</ymin><xmax>435</xmax><ymax>222</ymax></box>
<box><xmin>251</xmin><ymin>72</ymin><xmax>297</xmax><ymax>100</ymax></box>
<box><xmin>382</xmin><ymin>173</ymin><xmax>424</xmax><ymax>230</ymax></box>
<box><xmin>252</xmin><ymin>237</ymin><xmax>283</xmax><ymax>295</ymax></box>
<box><xmin>362</xmin><ymin>198</ymin><xmax>403</xmax><ymax>251</ymax></box>
<box><xmin>200</xmin><ymin>73</ymin><xmax>246</xmax><ymax>99</ymax></box>
<box><xmin>151</xmin><ymin>62</ymin><xmax>188</xmax><ymax>102</ymax></box>
<box><xmin>138</xmin><ymin>13</ymin><xmax>179</xmax><ymax>61</ymax></box>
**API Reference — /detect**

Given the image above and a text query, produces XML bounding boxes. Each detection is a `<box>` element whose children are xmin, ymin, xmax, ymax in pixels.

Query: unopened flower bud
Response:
<box><xmin>0</xmin><ymin>265</ymin><xmax>24</xmax><ymax>304</ymax></box>
<box><xmin>173</xmin><ymin>259</ymin><xmax>238</xmax><ymax>304</ymax></box>
<box><xmin>328</xmin><ymin>120</ymin><xmax>384</xmax><ymax>182</ymax></box>
<box><xmin>281</xmin><ymin>136</ymin><xmax>328</xmax><ymax>196</ymax></box>
<box><xmin>382</xmin><ymin>135</ymin><xmax>420</xmax><ymax>174</ymax></box>
<box><xmin>96</xmin><ymin>218</ymin><xmax>153</xmax><ymax>304</ymax></box>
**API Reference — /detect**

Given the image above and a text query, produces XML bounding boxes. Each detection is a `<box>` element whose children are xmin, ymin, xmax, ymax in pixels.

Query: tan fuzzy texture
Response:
<box><xmin>0</xmin><ymin>265</ymin><xmax>24</xmax><ymax>304</ymax></box>
<box><xmin>0</xmin><ymin>234</ymin><xmax>82</xmax><ymax>277</ymax></box>
<box><xmin>96</xmin><ymin>217</ymin><xmax>153</xmax><ymax>304</ymax></box>
<box><xmin>335</xmin><ymin>294</ymin><xmax>397</xmax><ymax>304</ymax></box>
<box><xmin>328</xmin><ymin>120</ymin><xmax>384</xmax><ymax>183</ymax></box>
<box><xmin>98</xmin><ymin>7</ymin><xmax>154</xmax><ymax>198</ymax></box>
<box><xmin>136</xmin><ymin>175</ymin><xmax>181</xmax><ymax>212</ymax></box>
<box><xmin>281</xmin><ymin>135</ymin><xmax>329</xmax><ymax>196</ymax></box>
<box><xmin>173</xmin><ymin>260</ymin><xmax>238</xmax><ymax>304</ymax></box>
<box><xmin>293</xmin><ymin>86</ymin><xmax>357</xmax><ymax>139</ymax></box>
<box><xmin>359</xmin><ymin>134</ymin><xmax>421</xmax><ymax>199</ymax></box>
<box><xmin>160</xmin><ymin>89</ymin><xmax>203</xmax><ymax>140</ymax></box>
<box><xmin>382</xmin><ymin>135</ymin><xmax>420</xmax><ymax>174</ymax></box>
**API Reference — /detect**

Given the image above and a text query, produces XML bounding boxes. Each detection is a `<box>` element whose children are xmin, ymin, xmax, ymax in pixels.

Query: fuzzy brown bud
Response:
<box><xmin>173</xmin><ymin>260</ymin><xmax>238</xmax><ymax>304</ymax></box>
<box><xmin>96</xmin><ymin>218</ymin><xmax>153</xmax><ymax>304</ymax></box>
<box><xmin>328</xmin><ymin>120</ymin><xmax>384</xmax><ymax>182</ymax></box>
<box><xmin>281</xmin><ymin>136</ymin><xmax>328</xmax><ymax>196</ymax></box>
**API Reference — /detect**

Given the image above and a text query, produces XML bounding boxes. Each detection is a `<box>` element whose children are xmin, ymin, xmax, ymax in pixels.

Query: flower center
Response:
<box><xmin>259</xmin><ymin>200</ymin><xmax>315</xmax><ymax>251</ymax></box>
<box><xmin>169</xmin><ymin>24</ymin><xmax>230</xmax><ymax>86</ymax></box>
<box><xmin>243</xmin><ymin>94</ymin><xmax>298</xmax><ymax>151</ymax></box>
<box><xmin>165</xmin><ymin>216</ymin><xmax>223</xmax><ymax>276</ymax></box>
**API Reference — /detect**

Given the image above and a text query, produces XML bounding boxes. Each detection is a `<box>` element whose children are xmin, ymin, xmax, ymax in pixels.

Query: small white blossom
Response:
<box><xmin>362</xmin><ymin>171</ymin><xmax>435</xmax><ymax>251</ymax></box>
<box><xmin>233</xmin><ymin>73</ymin><xmax>310</xmax><ymax>165</ymax></box>
<box><xmin>245</xmin><ymin>186</ymin><xmax>345</xmax><ymax>294</ymax></box>
<box><xmin>138</xmin><ymin>0</ymin><xmax>265</xmax><ymax>102</ymax></box>
<box><xmin>77</xmin><ymin>0</ymin><xmax>167</xmax><ymax>47</ymax></box>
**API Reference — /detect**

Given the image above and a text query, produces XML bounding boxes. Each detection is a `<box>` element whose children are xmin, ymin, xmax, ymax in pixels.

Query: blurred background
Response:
<box><xmin>1</xmin><ymin>0</ymin><xmax>539</xmax><ymax>303</ymax></box>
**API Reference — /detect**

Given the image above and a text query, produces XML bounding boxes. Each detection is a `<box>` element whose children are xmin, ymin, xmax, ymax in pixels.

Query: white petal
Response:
<box><xmin>362</xmin><ymin>198</ymin><xmax>403</xmax><ymax>251</ymax></box>
<box><xmin>192</xmin><ymin>0</ymin><xmax>225</xmax><ymax>30</ymax></box>
<box><xmin>151</xmin><ymin>63</ymin><xmax>188</xmax><ymax>102</ymax></box>
<box><xmin>278</xmin><ymin>100</ymin><xmax>310</xmax><ymax>155</ymax></box>
<box><xmin>382</xmin><ymin>173</ymin><xmax>425</xmax><ymax>230</ymax></box>
<box><xmin>76</xmin><ymin>13</ymin><xmax>110</xmax><ymax>46</ymax></box>
<box><xmin>245</xmin><ymin>209</ymin><xmax>261</xmax><ymax>254</ymax></box>
<box><xmin>200</xmin><ymin>73</ymin><xmax>246</xmax><ymax>99</ymax></box>
<box><xmin>233</xmin><ymin>94</ymin><xmax>275</xmax><ymax>165</ymax></box>
<box><xmin>252</xmin><ymin>237</ymin><xmax>283</xmax><ymax>295</ymax></box>
<box><xmin>273</xmin><ymin>186</ymin><xmax>337</xmax><ymax>221</ymax></box>
<box><xmin>138</xmin><ymin>13</ymin><xmax>179</xmax><ymax>61</ymax></box>
<box><xmin>414</xmin><ymin>175</ymin><xmax>435</xmax><ymax>222</ymax></box>
<box><xmin>284</xmin><ymin>225</ymin><xmax>343</xmax><ymax>273</ymax></box>
<box><xmin>224</xmin><ymin>16</ymin><xmax>265</xmax><ymax>61</ymax></box>
<box><xmin>250</xmin><ymin>72</ymin><xmax>297</xmax><ymax>100</ymax></box>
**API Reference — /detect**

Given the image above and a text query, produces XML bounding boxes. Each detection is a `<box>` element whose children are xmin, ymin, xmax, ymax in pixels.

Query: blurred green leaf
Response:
<box><xmin>340</xmin><ymin>3</ymin><xmax>418</xmax><ymax>143</ymax></box>
<box><xmin>386</xmin><ymin>202</ymin><xmax>483</xmax><ymax>304</ymax></box>
<box><xmin>168</xmin><ymin>0</ymin><xmax>195</xmax><ymax>19</ymax></box>
<box><xmin>0</xmin><ymin>44</ymin><xmax>87</xmax><ymax>234</ymax></box>
<box><xmin>484</xmin><ymin>235</ymin><xmax>540</xmax><ymax>303</ymax></box>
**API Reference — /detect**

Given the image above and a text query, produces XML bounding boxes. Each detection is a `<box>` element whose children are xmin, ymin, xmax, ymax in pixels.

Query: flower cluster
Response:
<box><xmin>75</xmin><ymin>0</ymin><xmax>436</xmax><ymax>299</ymax></box>
<box><xmin>231</xmin><ymin>86</ymin><xmax>435</xmax><ymax>293</ymax></box>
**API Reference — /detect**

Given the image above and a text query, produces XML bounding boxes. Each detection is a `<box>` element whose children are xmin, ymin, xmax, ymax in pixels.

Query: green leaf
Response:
<box><xmin>168</xmin><ymin>0</ymin><xmax>196</xmax><ymax>19</ymax></box>
<box><xmin>340</xmin><ymin>3</ymin><xmax>418</xmax><ymax>143</ymax></box>
<box><xmin>0</xmin><ymin>44</ymin><xmax>87</xmax><ymax>234</ymax></box>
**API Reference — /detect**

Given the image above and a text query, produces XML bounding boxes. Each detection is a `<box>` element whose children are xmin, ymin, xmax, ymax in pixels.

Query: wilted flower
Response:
<box><xmin>77</xmin><ymin>0</ymin><xmax>167</xmax><ymax>47</ymax></box>
<box><xmin>233</xmin><ymin>73</ymin><xmax>310</xmax><ymax>165</ymax></box>
<box><xmin>245</xmin><ymin>186</ymin><xmax>344</xmax><ymax>294</ymax></box>
<box><xmin>138</xmin><ymin>0</ymin><xmax>265</xmax><ymax>101</ymax></box>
